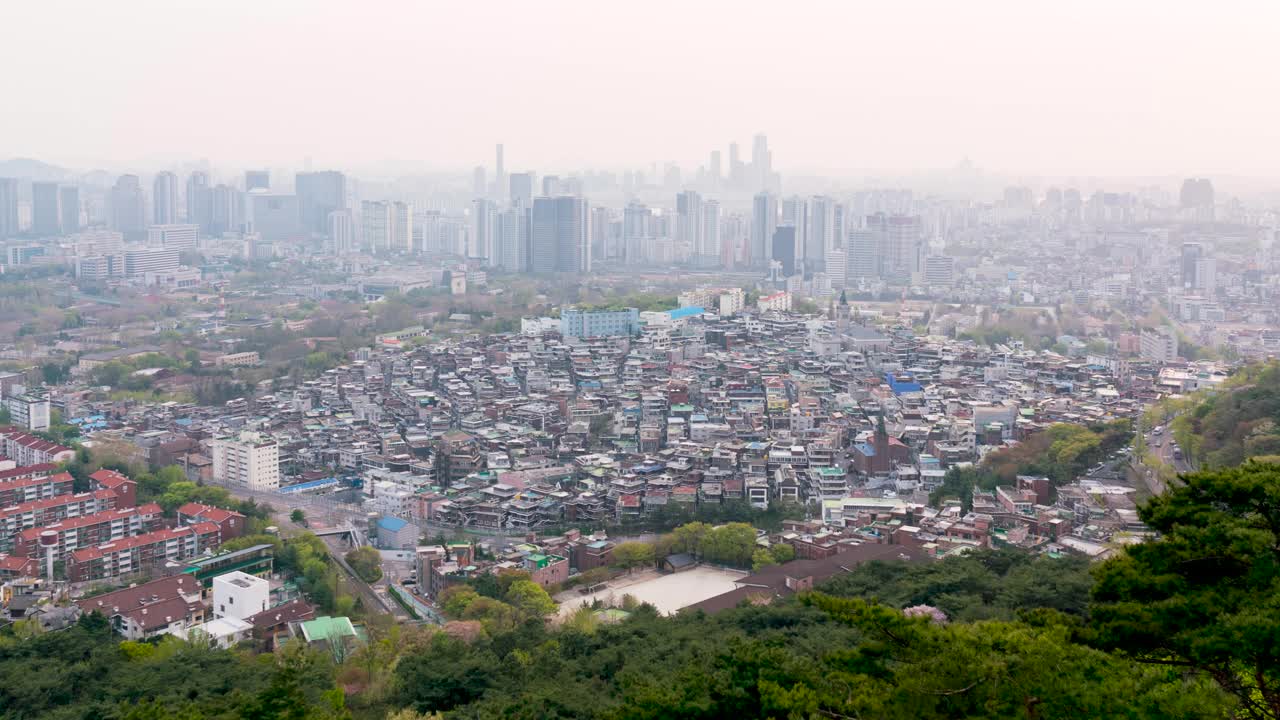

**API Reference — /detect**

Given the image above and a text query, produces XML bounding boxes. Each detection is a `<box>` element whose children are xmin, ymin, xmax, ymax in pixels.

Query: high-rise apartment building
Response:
<box><xmin>32</xmin><ymin>182</ymin><xmax>61</xmax><ymax>236</ymax></box>
<box><xmin>328</xmin><ymin>210</ymin><xmax>354</xmax><ymax>254</ymax></box>
<box><xmin>530</xmin><ymin>196</ymin><xmax>588</xmax><ymax>273</ymax></box>
<box><xmin>701</xmin><ymin>200</ymin><xmax>721</xmax><ymax>267</ymax></box>
<box><xmin>361</xmin><ymin>200</ymin><xmax>413</xmax><ymax>252</ymax></box>
<box><xmin>676</xmin><ymin>190</ymin><xmax>705</xmax><ymax>263</ymax></box>
<box><xmin>0</xmin><ymin>178</ymin><xmax>19</xmax><ymax>238</ymax></box>
<box><xmin>806</xmin><ymin>196</ymin><xmax>835</xmax><ymax>270</ymax></box>
<box><xmin>868</xmin><ymin>213</ymin><xmax>922</xmax><ymax>282</ymax></box>
<box><xmin>846</xmin><ymin>229</ymin><xmax>880</xmax><ymax>280</ymax></box>
<box><xmin>472</xmin><ymin>198</ymin><xmax>496</xmax><ymax>261</ymax></box>
<box><xmin>153</xmin><ymin>172</ymin><xmax>179</xmax><ymax>225</ymax></box>
<box><xmin>751</xmin><ymin>192</ymin><xmax>777</xmax><ymax>266</ymax></box>
<box><xmin>1140</xmin><ymin>327</ymin><xmax>1178</xmax><ymax>363</ymax></box>
<box><xmin>495</xmin><ymin>207</ymin><xmax>527</xmax><ymax>271</ymax></box>
<box><xmin>211</xmin><ymin>431</ymin><xmax>279</xmax><ymax>491</ymax></box>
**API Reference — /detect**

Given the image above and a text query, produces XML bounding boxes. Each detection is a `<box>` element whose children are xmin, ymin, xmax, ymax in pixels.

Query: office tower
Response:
<box><xmin>1179</xmin><ymin>178</ymin><xmax>1215</xmax><ymax>210</ymax></box>
<box><xmin>245</xmin><ymin>170</ymin><xmax>269</xmax><ymax>191</ymax></box>
<box><xmin>328</xmin><ymin>210</ymin><xmax>354</xmax><ymax>254</ymax></box>
<box><xmin>846</xmin><ymin>229</ymin><xmax>880</xmax><ymax>280</ymax></box>
<box><xmin>152</xmin><ymin>172</ymin><xmax>178</xmax><ymax>225</ymax></box>
<box><xmin>729</xmin><ymin>142</ymin><xmax>742</xmax><ymax>187</ymax></box>
<box><xmin>495</xmin><ymin>207</ymin><xmax>526</xmax><ymax>271</ymax></box>
<box><xmin>473</xmin><ymin>167</ymin><xmax>486</xmax><ymax>198</ymax></box>
<box><xmin>806</xmin><ymin>196</ymin><xmax>835</xmax><ymax>270</ymax></box>
<box><xmin>676</xmin><ymin>190</ymin><xmax>705</xmax><ymax>263</ymax></box>
<box><xmin>530</xmin><ymin>196</ymin><xmax>588</xmax><ymax>273</ymax></box>
<box><xmin>472</xmin><ymin>198</ymin><xmax>495</xmax><ymax>261</ymax></box>
<box><xmin>109</xmin><ymin>175</ymin><xmax>147</xmax><ymax>240</ymax></box>
<box><xmin>781</xmin><ymin>196</ymin><xmax>808</xmax><ymax>269</ymax></box>
<box><xmin>494</xmin><ymin>144</ymin><xmax>505</xmax><ymax>202</ymax></box>
<box><xmin>186</xmin><ymin>171</ymin><xmax>212</xmax><ymax>234</ymax></box>
<box><xmin>709</xmin><ymin>150</ymin><xmax>721</xmax><ymax>186</ymax></box>
<box><xmin>924</xmin><ymin>255</ymin><xmax>956</xmax><ymax>286</ymax></box>
<box><xmin>1180</xmin><ymin>242</ymin><xmax>1203</xmax><ymax>289</ymax></box>
<box><xmin>59</xmin><ymin>186</ymin><xmax>80</xmax><ymax>233</ymax></box>
<box><xmin>32</xmin><ymin>182</ymin><xmax>61</xmax><ymax>236</ymax></box>
<box><xmin>295</xmin><ymin>171</ymin><xmax>345</xmax><ymax>237</ymax></box>
<box><xmin>146</xmin><ymin>224</ymin><xmax>198</xmax><ymax>251</ymax></box>
<box><xmin>751</xmin><ymin>192</ymin><xmax>777</xmax><ymax>266</ymax></box>
<box><xmin>211</xmin><ymin>184</ymin><xmax>242</xmax><ymax>236</ymax></box>
<box><xmin>541</xmin><ymin>176</ymin><xmax>561</xmax><ymax>197</ymax></box>
<box><xmin>771</xmin><ymin>227</ymin><xmax>796</xmax><ymax>277</ymax></box>
<box><xmin>0</xmin><ymin>178</ymin><xmax>18</xmax><ymax>238</ymax></box>
<box><xmin>1194</xmin><ymin>257</ymin><xmax>1217</xmax><ymax>294</ymax></box>
<box><xmin>509</xmin><ymin>173</ymin><xmax>534</xmax><ymax>208</ymax></box>
<box><xmin>246</xmin><ymin>192</ymin><xmax>300</xmax><ymax>241</ymax></box>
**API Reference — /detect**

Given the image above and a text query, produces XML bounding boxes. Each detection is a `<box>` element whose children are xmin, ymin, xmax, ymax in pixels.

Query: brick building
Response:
<box><xmin>67</xmin><ymin>522</ymin><xmax>221</xmax><ymax>582</ymax></box>
<box><xmin>14</xmin><ymin>502</ymin><xmax>164</xmax><ymax>562</ymax></box>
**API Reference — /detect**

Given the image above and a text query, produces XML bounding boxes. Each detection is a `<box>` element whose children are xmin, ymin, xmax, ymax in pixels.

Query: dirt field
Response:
<box><xmin>556</xmin><ymin>565</ymin><xmax>747</xmax><ymax>617</ymax></box>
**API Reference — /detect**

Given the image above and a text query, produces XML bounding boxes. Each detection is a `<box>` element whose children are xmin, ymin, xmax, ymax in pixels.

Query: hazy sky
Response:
<box><xmin>4</xmin><ymin>0</ymin><xmax>1278</xmax><ymax>178</ymax></box>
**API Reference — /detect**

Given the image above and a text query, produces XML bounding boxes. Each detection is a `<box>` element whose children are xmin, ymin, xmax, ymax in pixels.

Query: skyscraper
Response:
<box><xmin>728</xmin><ymin>142</ymin><xmax>742</xmax><ymax>187</ymax></box>
<box><xmin>676</xmin><ymin>190</ymin><xmax>705</xmax><ymax>264</ymax></box>
<box><xmin>153</xmin><ymin>172</ymin><xmax>179</xmax><ymax>225</ymax></box>
<box><xmin>771</xmin><ymin>227</ymin><xmax>796</xmax><ymax>277</ymax></box>
<box><xmin>530</xmin><ymin>196</ymin><xmax>588</xmax><ymax>273</ymax></box>
<box><xmin>868</xmin><ymin>213</ymin><xmax>922</xmax><ymax>282</ymax></box>
<box><xmin>806</xmin><ymin>196</ymin><xmax>835</xmax><ymax>270</ymax></box>
<box><xmin>361</xmin><ymin>200</ymin><xmax>391</xmax><ymax>251</ymax></box>
<box><xmin>589</xmin><ymin>206</ymin><xmax>611</xmax><ymax>265</ymax></box>
<box><xmin>509</xmin><ymin>173</ymin><xmax>534</xmax><ymax>208</ymax></box>
<box><xmin>709</xmin><ymin>150</ymin><xmax>721</xmax><ymax>187</ymax></box>
<box><xmin>494</xmin><ymin>144</ymin><xmax>505</xmax><ymax>202</ymax></box>
<box><xmin>473</xmin><ymin>167</ymin><xmax>486</xmax><ymax>198</ymax></box>
<box><xmin>701</xmin><ymin>200</ymin><xmax>721</xmax><ymax>267</ymax></box>
<box><xmin>32</xmin><ymin>182</ymin><xmax>61</xmax><ymax>236</ymax></box>
<box><xmin>0</xmin><ymin>178</ymin><xmax>19</xmax><ymax>238</ymax></box>
<box><xmin>472</xmin><ymin>198</ymin><xmax>496</xmax><ymax>261</ymax></box>
<box><xmin>751</xmin><ymin>134</ymin><xmax>770</xmax><ymax>189</ymax></box>
<box><xmin>495</xmin><ymin>207</ymin><xmax>526</xmax><ymax>272</ymax></box>
<box><xmin>109</xmin><ymin>175</ymin><xmax>147</xmax><ymax>240</ymax></box>
<box><xmin>541</xmin><ymin>176</ymin><xmax>561</xmax><ymax>197</ymax></box>
<box><xmin>846</xmin><ymin>229</ymin><xmax>880</xmax><ymax>280</ymax></box>
<box><xmin>186</xmin><ymin>171</ymin><xmax>212</xmax><ymax>234</ymax></box>
<box><xmin>211</xmin><ymin>184</ymin><xmax>243</xmax><ymax>236</ymax></box>
<box><xmin>1181</xmin><ymin>242</ymin><xmax>1208</xmax><ymax>290</ymax></box>
<box><xmin>245</xmin><ymin>170</ymin><xmax>269</xmax><ymax>191</ymax></box>
<box><xmin>296</xmin><ymin>171</ymin><xmax>346</xmax><ymax>237</ymax></box>
<box><xmin>59</xmin><ymin>186</ymin><xmax>80</xmax><ymax>233</ymax></box>
<box><xmin>390</xmin><ymin>201</ymin><xmax>413</xmax><ymax>252</ymax></box>
<box><xmin>751</xmin><ymin>192</ymin><xmax>777</xmax><ymax>266</ymax></box>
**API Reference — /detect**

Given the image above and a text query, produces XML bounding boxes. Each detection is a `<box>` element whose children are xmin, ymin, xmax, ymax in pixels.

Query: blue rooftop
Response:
<box><xmin>378</xmin><ymin>516</ymin><xmax>409</xmax><ymax>532</ymax></box>
<box><xmin>668</xmin><ymin>306</ymin><xmax>705</xmax><ymax>320</ymax></box>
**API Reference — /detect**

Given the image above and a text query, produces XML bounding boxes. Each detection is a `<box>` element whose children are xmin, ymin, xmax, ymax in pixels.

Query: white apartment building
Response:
<box><xmin>5</xmin><ymin>391</ymin><xmax>50</xmax><ymax>432</ymax></box>
<box><xmin>211</xmin><ymin>431</ymin><xmax>279</xmax><ymax>490</ymax></box>
<box><xmin>1139</xmin><ymin>326</ymin><xmax>1178</xmax><ymax>363</ymax></box>
<box><xmin>146</xmin><ymin>224</ymin><xmax>199</xmax><ymax>251</ymax></box>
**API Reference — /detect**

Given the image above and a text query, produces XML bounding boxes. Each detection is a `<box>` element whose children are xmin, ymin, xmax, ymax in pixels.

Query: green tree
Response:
<box><xmin>768</xmin><ymin>543</ymin><xmax>795</xmax><ymax>564</ymax></box>
<box><xmin>612</xmin><ymin>541</ymin><xmax>656</xmax><ymax>572</ymax></box>
<box><xmin>345</xmin><ymin>545</ymin><xmax>383</xmax><ymax>583</ymax></box>
<box><xmin>504</xmin><ymin>579</ymin><xmax>557</xmax><ymax>617</ymax></box>
<box><xmin>751</xmin><ymin>547</ymin><xmax>778</xmax><ymax>572</ymax></box>
<box><xmin>1090</xmin><ymin>461</ymin><xmax>1280</xmax><ymax>718</ymax></box>
<box><xmin>291</xmin><ymin>508</ymin><xmax>307</xmax><ymax>525</ymax></box>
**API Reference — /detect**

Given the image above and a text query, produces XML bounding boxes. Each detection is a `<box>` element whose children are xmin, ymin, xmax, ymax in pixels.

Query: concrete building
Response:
<box><xmin>531</xmin><ymin>196</ymin><xmax>589</xmax><ymax>273</ymax></box>
<box><xmin>1139</xmin><ymin>326</ymin><xmax>1178</xmax><ymax>363</ymax></box>
<box><xmin>0</xmin><ymin>178</ymin><xmax>18</xmax><ymax>238</ymax></box>
<box><xmin>5</xmin><ymin>391</ymin><xmax>51</xmax><ymax>432</ymax></box>
<box><xmin>123</xmin><ymin>246</ymin><xmax>180</xmax><ymax>277</ymax></box>
<box><xmin>560</xmin><ymin>307</ymin><xmax>640</xmax><ymax>338</ymax></box>
<box><xmin>212</xmin><ymin>570</ymin><xmax>271</xmax><ymax>620</ymax></box>
<box><xmin>153</xmin><ymin>172</ymin><xmax>179</xmax><ymax>225</ymax></box>
<box><xmin>31</xmin><ymin>182</ymin><xmax>61</xmax><ymax>236</ymax></box>
<box><xmin>146</xmin><ymin>224</ymin><xmax>198</xmax><ymax>251</ymax></box>
<box><xmin>211</xmin><ymin>431</ymin><xmax>280</xmax><ymax>490</ymax></box>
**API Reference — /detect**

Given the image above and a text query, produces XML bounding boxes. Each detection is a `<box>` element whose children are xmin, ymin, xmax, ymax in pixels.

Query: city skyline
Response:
<box><xmin>3</xmin><ymin>0</ymin><xmax>1278</xmax><ymax>178</ymax></box>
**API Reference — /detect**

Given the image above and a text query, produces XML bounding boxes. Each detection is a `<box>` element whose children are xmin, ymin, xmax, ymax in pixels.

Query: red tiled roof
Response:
<box><xmin>16</xmin><ymin>503</ymin><xmax>163</xmax><ymax>541</ymax></box>
<box><xmin>0</xmin><ymin>488</ymin><xmax>115</xmax><ymax>519</ymax></box>
<box><xmin>69</xmin><ymin>521</ymin><xmax>219</xmax><ymax>562</ymax></box>
<box><xmin>176</xmin><ymin>502</ymin><xmax>245</xmax><ymax>523</ymax></box>
<box><xmin>0</xmin><ymin>464</ymin><xmax>58</xmax><ymax>483</ymax></box>
<box><xmin>0</xmin><ymin>429</ymin><xmax>71</xmax><ymax>455</ymax></box>
<box><xmin>89</xmin><ymin>469</ymin><xmax>132</xmax><ymax>487</ymax></box>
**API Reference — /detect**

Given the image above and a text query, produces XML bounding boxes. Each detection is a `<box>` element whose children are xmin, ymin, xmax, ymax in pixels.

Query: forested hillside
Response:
<box><xmin>1171</xmin><ymin>361</ymin><xmax>1280</xmax><ymax>467</ymax></box>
